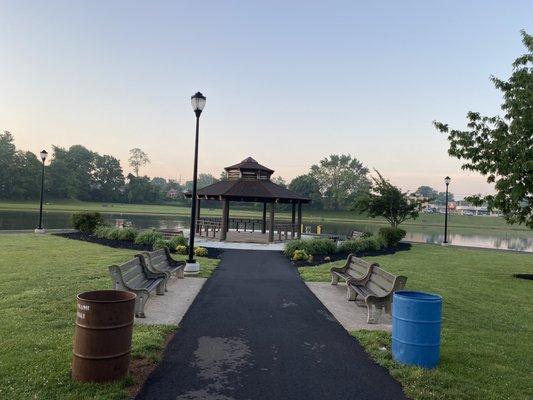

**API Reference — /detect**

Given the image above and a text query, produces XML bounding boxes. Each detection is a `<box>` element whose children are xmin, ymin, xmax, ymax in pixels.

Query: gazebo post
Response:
<box><xmin>291</xmin><ymin>203</ymin><xmax>296</xmax><ymax>238</ymax></box>
<box><xmin>297</xmin><ymin>202</ymin><xmax>302</xmax><ymax>239</ymax></box>
<box><xmin>262</xmin><ymin>202</ymin><xmax>267</xmax><ymax>234</ymax></box>
<box><xmin>196</xmin><ymin>199</ymin><xmax>201</xmax><ymax>233</ymax></box>
<box><xmin>268</xmin><ymin>202</ymin><xmax>275</xmax><ymax>242</ymax></box>
<box><xmin>221</xmin><ymin>199</ymin><xmax>229</xmax><ymax>241</ymax></box>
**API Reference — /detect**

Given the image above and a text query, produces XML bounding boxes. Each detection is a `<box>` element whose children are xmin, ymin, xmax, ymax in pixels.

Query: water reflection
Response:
<box><xmin>0</xmin><ymin>210</ymin><xmax>532</xmax><ymax>253</ymax></box>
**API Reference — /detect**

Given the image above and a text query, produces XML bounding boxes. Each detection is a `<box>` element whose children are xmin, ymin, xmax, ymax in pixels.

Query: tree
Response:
<box><xmin>47</xmin><ymin>145</ymin><xmax>95</xmax><ymax>200</ymax></box>
<box><xmin>0</xmin><ymin>131</ymin><xmax>17</xmax><ymax>198</ymax></box>
<box><xmin>125</xmin><ymin>174</ymin><xmax>162</xmax><ymax>204</ymax></box>
<box><xmin>310</xmin><ymin>154</ymin><xmax>371</xmax><ymax>210</ymax></box>
<box><xmin>289</xmin><ymin>174</ymin><xmax>323</xmax><ymax>208</ymax></box>
<box><xmin>435</xmin><ymin>191</ymin><xmax>454</xmax><ymax>205</ymax></box>
<box><xmin>272</xmin><ymin>176</ymin><xmax>287</xmax><ymax>188</ymax></box>
<box><xmin>128</xmin><ymin>148</ymin><xmax>150</xmax><ymax>176</ymax></box>
<box><xmin>415</xmin><ymin>186</ymin><xmax>438</xmax><ymax>200</ymax></box>
<box><xmin>434</xmin><ymin>31</ymin><xmax>533</xmax><ymax>228</ymax></box>
<box><xmin>91</xmin><ymin>154</ymin><xmax>125</xmax><ymax>201</ymax></box>
<box><xmin>185</xmin><ymin>173</ymin><xmax>217</xmax><ymax>190</ymax></box>
<box><xmin>354</xmin><ymin>171</ymin><xmax>423</xmax><ymax>227</ymax></box>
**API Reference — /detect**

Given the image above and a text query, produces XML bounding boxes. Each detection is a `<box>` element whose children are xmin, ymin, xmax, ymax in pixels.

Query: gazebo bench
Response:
<box><xmin>108</xmin><ymin>257</ymin><xmax>167</xmax><ymax>318</ymax></box>
<box><xmin>330</xmin><ymin>254</ymin><xmax>379</xmax><ymax>300</ymax></box>
<box><xmin>348</xmin><ymin>266</ymin><xmax>407</xmax><ymax>324</ymax></box>
<box><xmin>138</xmin><ymin>248</ymin><xmax>185</xmax><ymax>281</ymax></box>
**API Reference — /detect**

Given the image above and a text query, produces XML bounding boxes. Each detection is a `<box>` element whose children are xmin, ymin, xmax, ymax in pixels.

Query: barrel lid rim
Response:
<box><xmin>77</xmin><ymin>290</ymin><xmax>137</xmax><ymax>303</ymax></box>
<box><xmin>394</xmin><ymin>290</ymin><xmax>442</xmax><ymax>302</ymax></box>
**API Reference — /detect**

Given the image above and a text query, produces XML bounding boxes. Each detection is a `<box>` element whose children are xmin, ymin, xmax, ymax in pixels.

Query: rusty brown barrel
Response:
<box><xmin>72</xmin><ymin>290</ymin><xmax>136</xmax><ymax>382</ymax></box>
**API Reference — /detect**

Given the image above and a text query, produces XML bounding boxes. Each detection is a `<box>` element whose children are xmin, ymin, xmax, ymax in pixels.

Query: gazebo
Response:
<box><xmin>185</xmin><ymin>157</ymin><xmax>311</xmax><ymax>243</ymax></box>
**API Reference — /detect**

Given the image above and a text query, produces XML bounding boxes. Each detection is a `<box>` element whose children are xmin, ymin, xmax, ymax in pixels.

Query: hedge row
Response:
<box><xmin>284</xmin><ymin>227</ymin><xmax>406</xmax><ymax>261</ymax></box>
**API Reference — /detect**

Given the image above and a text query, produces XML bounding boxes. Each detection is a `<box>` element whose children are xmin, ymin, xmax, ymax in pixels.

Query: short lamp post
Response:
<box><xmin>185</xmin><ymin>92</ymin><xmax>206</xmax><ymax>274</ymax></box>
<box><xmin>443</xmin><ymin>176</ymin><xmax>451</xmax><ymax>244</ymax></box>
<box><xmin>35</xmin><ymin>150</ymin><xmax>48</xmax><ymax>234</ymax></box>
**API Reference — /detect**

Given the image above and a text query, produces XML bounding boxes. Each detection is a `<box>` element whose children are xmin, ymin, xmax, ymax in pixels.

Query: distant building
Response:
<box><xmin>166</xmin><ymin>189</ymin><xmax>180</xmax><ymax>199</ymax></box>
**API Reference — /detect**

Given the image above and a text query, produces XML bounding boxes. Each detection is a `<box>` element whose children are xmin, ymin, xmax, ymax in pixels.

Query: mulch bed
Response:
<box><xmin>54</xmin><ymin>231</ymin><xmax>153</xmax><ymax>251</ymax></box>
<box><xmin>53</xmin><ymin>231</ymin><xmax>223</xmax><ymax>259</ymax></box>
<box><xmin>292</xmin><ymin>242</ymin><xmax>412</xmax><ymax>267</ymax></box>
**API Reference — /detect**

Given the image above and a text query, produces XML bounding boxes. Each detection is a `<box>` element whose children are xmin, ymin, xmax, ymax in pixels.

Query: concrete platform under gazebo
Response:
<box><xmin>185</xmin><ymin>157</ymin><xmax>311</xmax><ymax>243</ymax></box>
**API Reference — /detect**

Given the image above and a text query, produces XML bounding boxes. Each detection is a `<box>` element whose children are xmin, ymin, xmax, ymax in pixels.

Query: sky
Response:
<box><xmin>1</xmin><ymin>1</ymin><xmax>531</xmax><ymax>197</ymax></box>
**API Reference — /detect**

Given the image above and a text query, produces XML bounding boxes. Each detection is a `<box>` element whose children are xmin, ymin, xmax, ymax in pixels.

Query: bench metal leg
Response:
<box><xmin>366</xmin><ymin>299</ymin><xmax>384</xmax><ymax>324</ymax></box>
<box><xmin>176</xmin><ymin>267</ymin><xmax>185</xmax><ymax>279</ymax></box>
<box><xmin>330</xmin><ymin>273</ymin><xmax>339</xmax><ymax>285</ymax></box>
<box><xmin>156</xmin><ymin>281</ymin><xmax>165</xmax><ymax>295</ymax></box>
<box><xmin>135</xmin><ymin>292</ymin><xmax>149</xmax><ymax>318</ymax></box>
<box><xmin>346</xmin><ymin>285</ymin><xmax>358</xmax><ymax>301</ymax></box>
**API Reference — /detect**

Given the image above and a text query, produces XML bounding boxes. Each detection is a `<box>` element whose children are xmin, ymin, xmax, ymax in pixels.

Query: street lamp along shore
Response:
<box><xmin>35</xmin><ymin>149</ymin><xmax>48</xmax><ymax>234</ymax></box>
<box><xmin>443</xmin><ymin>176</ymin><xmax>451</xmax><ymax>245</ymax></box>
<box><xmin>184</xmin><ymin>92</ymin><xmax>206</xmax><ymax>275</ymax></box>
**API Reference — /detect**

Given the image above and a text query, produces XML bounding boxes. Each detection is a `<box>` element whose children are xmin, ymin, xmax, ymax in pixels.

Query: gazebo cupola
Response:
<box><xmin>225</xmin><ymin>157</ymin><xmax>274</xmax><ymax>181</ymax></box>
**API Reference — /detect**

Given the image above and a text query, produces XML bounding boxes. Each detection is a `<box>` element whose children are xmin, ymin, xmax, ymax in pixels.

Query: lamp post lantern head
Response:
<box><xmin>40</xmin><ymin>150</ymin><xmax>48</xmax><ymax>162</ymax></box>
<box><xmin>191</xmin><ymin>92</ymin><xmax>206</xmax><ymax>116</ymax></box>
<box><xmin>444</xmin><ymin>176</ymin><xmax>451</xmax><ymax>185</ymax></box>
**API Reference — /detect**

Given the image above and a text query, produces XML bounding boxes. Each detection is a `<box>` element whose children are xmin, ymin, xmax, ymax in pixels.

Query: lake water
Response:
<box><xmin>1</xmin><ymin>210</ymin><xmax>532</xmax><ymax>253</ymax></box>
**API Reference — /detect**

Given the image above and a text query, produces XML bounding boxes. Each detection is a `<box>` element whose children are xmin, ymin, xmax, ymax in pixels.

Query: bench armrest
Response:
<box><xmin>330</xmin><ymin>253</ymin><xmax>355</xmax><ymax>274</ymax></box>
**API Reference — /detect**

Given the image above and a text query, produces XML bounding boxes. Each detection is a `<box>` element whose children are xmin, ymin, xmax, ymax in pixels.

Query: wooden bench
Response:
<box><xmin>138</xmin><ymin>248</ymin><xmax>185</xmax><ymax>280</ymax></box>
<box><xmin>330</xmin><ymin>254</ymin><xmax>379</xmax><ymax>300</ymax></box>
<box><xmin>348</xmin><ymin>266</ymin><xmax>407</xmax><ymax>324</ymax></box>
<box><xmin>108</xmin><ymin>257</ymin><xmax>168</xmax><ymax>318</ymax></box>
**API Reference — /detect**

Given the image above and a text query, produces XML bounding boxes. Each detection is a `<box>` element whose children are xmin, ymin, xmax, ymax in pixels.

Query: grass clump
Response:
<box><xmin>135</xmin><ymin>230</ymin><xmax>164</xmax><ymax>247</ymax></box>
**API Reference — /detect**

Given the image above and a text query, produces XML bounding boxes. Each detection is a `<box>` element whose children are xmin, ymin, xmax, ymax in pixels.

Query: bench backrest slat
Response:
<box><xmin>118</xmin><ymin>258</ymin><xmax>147</xmax><ymax>287</ymax></box>
<box><xmin>366</xmin><ymin>266</ymin><xmax>397</xmax><ymax>296</ymax></box>
<box><xmin>144</xmin><ymin>249</ymin><xmax>172</xmax><ymax>272</ymax></box>
<box><xmin>346</xmin><ymin>258</ymin><xmax>373</xmax><ymax>280</ymax></box>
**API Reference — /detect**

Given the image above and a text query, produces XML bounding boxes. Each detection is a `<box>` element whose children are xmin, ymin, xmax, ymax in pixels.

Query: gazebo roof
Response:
<box><xmin>224</xmin><ymin>157</ymin><xmax>274</xmax><ymax>173</ymax></box>
<box><xmin>186</xmin><ymin>157</ymin><xmax>311</xmax><ymax>204</ymax></box>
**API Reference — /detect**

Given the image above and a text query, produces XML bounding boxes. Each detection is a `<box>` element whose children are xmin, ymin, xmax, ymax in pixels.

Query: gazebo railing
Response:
<box><xmin>195</xmin><ymin>217</ymin><xmax>298</xmax><ymax>241</ymax></box>
<box><xmin>274</xmin><ymin>223</ymin><xmax>298</xmax><ymax>241</ymax></box>
<box><xmin>196</xmin><ymin>219</ymin><xmax>222</xmax><ymax>239</ymax></box>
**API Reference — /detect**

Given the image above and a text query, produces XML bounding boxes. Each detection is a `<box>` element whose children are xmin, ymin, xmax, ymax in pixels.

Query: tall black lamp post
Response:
<box><xmin>443</xmin><ymin>176</ymin><xmax>451</xmax><ymax>244</ymax></box>
<box><xmin>35</xmin><ymin>149</ymin><xmax>48</xmax><ymax>234</ymax></box>
<box><xmin>185</xmin><ymin>92</ymin><xmax>206</xmax><ymax>274</ymax></box>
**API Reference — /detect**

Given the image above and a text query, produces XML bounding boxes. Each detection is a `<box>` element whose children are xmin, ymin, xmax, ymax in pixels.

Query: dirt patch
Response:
<box><xmin>291</xmin><ymin>243</ymin><xmax>412</xmax><ymax>267</ymax></box>
<box><xmin>127</xmin><ymin>331</ymin><xmax>176</xmax><ymax>398</ymax></box>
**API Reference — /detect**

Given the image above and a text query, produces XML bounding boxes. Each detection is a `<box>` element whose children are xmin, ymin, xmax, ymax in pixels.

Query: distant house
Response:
<box><xmin>166</xmin><ymin>189</ymin><xmax>180</xmax><ymax>199</ymax></box>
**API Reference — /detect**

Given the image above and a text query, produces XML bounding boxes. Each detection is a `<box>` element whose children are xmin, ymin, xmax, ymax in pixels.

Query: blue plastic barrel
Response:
<box><xmin>392</xmin><ymin>291</ymin><xmax>442</xmax><ymax>369</ymax></box>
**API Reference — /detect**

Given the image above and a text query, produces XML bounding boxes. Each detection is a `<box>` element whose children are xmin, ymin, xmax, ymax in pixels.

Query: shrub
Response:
<box><xmin>194</xmin><ymin>247</ymin><xmax>208</xmax><ymax>257</ymax></box>
<box><xmin>106</xmin><ymin>227</ymin><xmax>121</xmax><ymax>241</ymax></box>
<box><xmin>94</xmin><ymin>225</ymin><xmax>112</xmax><ymax>239</ymax></box>
<box><xmin>135</xmin><ymin>230</ymin><xmax>164</xmax><ymax>247</ymax></box>
<box><xmin>169</xmin><ymin>235</ymin><xmax>187</xmax><ymax>248</ymax></box>
<box><xmin>117</xmin><ymin>228</ymin><xmax>138</xmax><ymax>242</ymax></box>
<box><xmin>284</xmin><ymin>238</ymin><xmax>337</xmax><ymax>257</ymax></box>
<box><xmin>378</xmin><ymin>227</ymin><xmax>406</xmax><ymax>247</ymax></box>
<box><xmin>338</xmin><ymin>237</ymin><xmax>386</xmax><ymax>253</ymax></box>
<box><xmin>292</xmin><ymin>249</ymin><xmax>310</xmax><ymax>261</ymax></box>
<box><xmin>71</xmin><ymin>212</ymin><xmax>104</xmax><ymax>233</ymax></box>
<box><xmin>175</xmin><ymin>245</ymin><xmax>188</xmax><ymax>255</ymax></box>
<box><xmin>153</xmin><ymin>238</ymin><xmax>170</xmax><ymax>251</ymax></box>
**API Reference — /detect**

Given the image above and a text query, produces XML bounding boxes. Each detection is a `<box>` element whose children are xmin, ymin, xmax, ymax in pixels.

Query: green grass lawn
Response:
<box><xmin>299</xmin><ymin>244</ymin><xmax>533</xmax><ymax>399</ymax></box>
<box><xmin>1</xmin><ymin>199</ymin><xmax>530</xmax><ymax>234</ymax></box>
<box><xmin>0</xmin><ymin>235</ymin><xmax>184</xmax><ymax>399</ymax></box>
